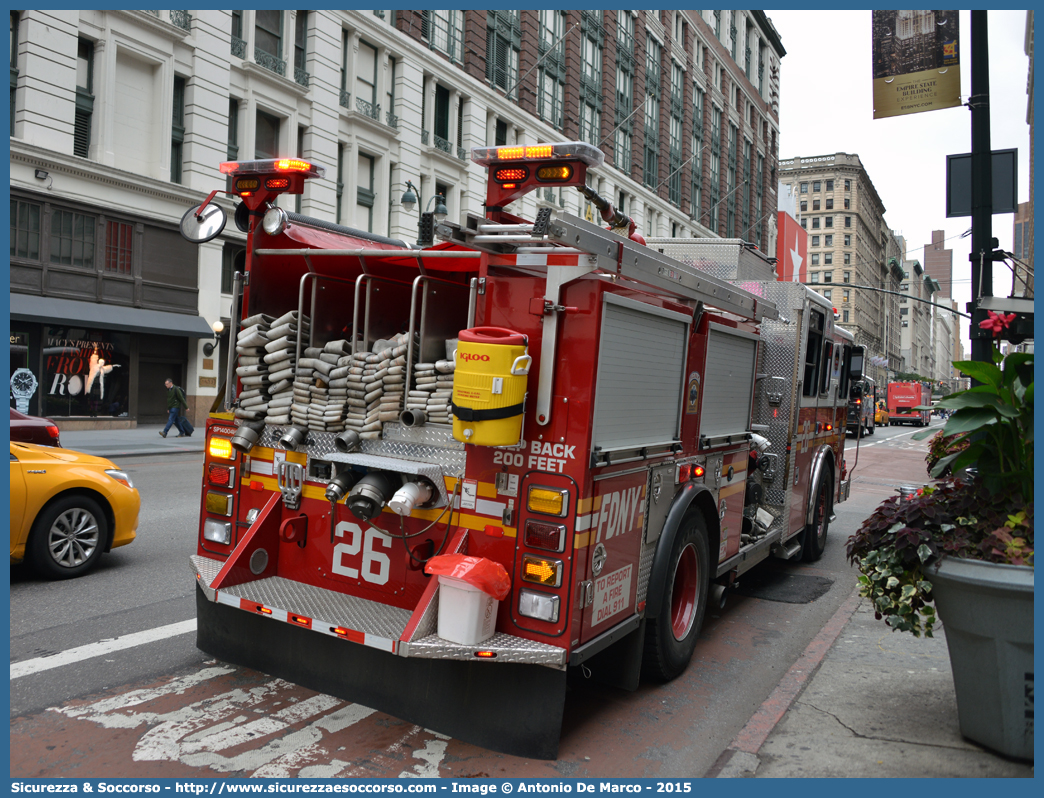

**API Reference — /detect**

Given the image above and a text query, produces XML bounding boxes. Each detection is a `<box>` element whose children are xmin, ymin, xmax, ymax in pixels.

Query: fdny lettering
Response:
<box><xmin>528</xmin><ymin>440</ymin><xmax>576</xmax><ymax>472</ymax></box>
<box><xmin>594</xmin><ymin>486</ymin><xmax>642</xmax><ymax>543</ymax></box>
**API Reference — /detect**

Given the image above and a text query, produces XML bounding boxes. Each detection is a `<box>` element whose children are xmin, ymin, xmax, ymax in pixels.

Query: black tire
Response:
<box><xmin>867</xmin><ymin>418</ymin><xmax>875</xmax><ymax>436</ymax></box>
<box><xmin>801</xmin><ymin>475</ymin><xmax>832</xmax><ymax>562</ymax></box>
<box><xmin>642</xmin><ymin>511</ymin><xmax>711</xmax><ymax>682</ymax></box>
<box><xmin>28</xmin><ymin>494</ymin><xmax>108</xmax><ymax>579</ymax></box>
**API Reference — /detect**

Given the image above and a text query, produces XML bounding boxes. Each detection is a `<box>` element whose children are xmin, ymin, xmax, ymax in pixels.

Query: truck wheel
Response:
<box><xmin>642</xmin><ymin>512</ymin><xmax>710</xmax><ymax>682</ymax></box>
<box><xmin>28</xmin><ymin>495</ymin><xmax>108</xmax><ymax>579</ymax></box>
<box><xmin>867</xmin><ymin>418</ymin><xmax>875</xmax><ymax>436</ymax></box>
<box><xmin>801</xmin><ymin>475</ymin><xmax>832</xmax><ymax>562</ymax></box>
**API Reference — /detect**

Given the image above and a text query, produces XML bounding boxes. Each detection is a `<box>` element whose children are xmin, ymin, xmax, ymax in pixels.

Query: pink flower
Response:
<box><xmin>978</xmin><ymin>310</ymin><xmax>1017</xmax><ymax>336</ymax></box>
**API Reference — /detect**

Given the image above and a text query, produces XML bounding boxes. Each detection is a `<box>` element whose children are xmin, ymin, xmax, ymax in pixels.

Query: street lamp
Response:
<box><xmin>400</xmin><ymin>181</ymin><xmax>447</xmax><ymax>246</ymax></box>
<box><xmin>203</xmin><ymin>319</ymin><xmax>225</xmax><ymax>357</ymax></box>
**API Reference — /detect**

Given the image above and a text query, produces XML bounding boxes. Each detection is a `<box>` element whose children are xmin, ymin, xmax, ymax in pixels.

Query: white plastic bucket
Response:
<box><xmin>437</xmin><ymin>575</ymin><xmax>498</xmax><ymax>645</ymax></box>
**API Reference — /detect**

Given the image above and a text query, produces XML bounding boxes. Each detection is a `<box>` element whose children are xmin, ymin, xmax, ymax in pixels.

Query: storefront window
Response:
<box><xmin>10</xmin><ymin>327</ymin><xmax>36</xmax><ymax>412</ymax></box>
<box><xmin>43</xmin><ymin>327</ymin><xmax>130</xmax><ymax>417</ymax></box>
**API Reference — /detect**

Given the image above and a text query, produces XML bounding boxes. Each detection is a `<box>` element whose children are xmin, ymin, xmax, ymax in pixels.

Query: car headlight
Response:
<box><xmin>105</xmin><ymin>469</ymin><xmax>134</xmax><ymax>489</ymax></box>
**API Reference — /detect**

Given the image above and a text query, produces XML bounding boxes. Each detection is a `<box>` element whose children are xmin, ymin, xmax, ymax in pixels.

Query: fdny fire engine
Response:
<box><xmin>180</xmin><ymin>142</ymin><xmax>863</xmax><ymax>759</ymax></box>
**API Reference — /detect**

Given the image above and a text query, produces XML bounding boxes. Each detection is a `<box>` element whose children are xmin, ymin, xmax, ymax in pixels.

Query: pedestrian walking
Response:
<box><xmin>161</xmin><ymin>378</ymin><xmax>192</xmax><ymax>438</ymax></box>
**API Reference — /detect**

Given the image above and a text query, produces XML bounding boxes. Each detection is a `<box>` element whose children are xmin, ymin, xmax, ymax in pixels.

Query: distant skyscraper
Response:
<box><xmin>923</xmin><ymin>230</ymin><xmax>953</xmax><ymax>298</ymax></box>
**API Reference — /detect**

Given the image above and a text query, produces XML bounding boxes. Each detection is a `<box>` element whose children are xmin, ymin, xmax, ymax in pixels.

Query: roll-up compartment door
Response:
<box><xmin>700</xmin><ymin>323</ymin><xmax>758</xmax><ymax>437</ymax></box>
<box><xmin>591</xmin><ymin>294</ymin><xmax>690</xmax><ymax>451</ymax></box>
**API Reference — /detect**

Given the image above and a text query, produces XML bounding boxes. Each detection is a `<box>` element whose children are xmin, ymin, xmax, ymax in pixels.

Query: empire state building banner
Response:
<box><xmin>872</xmin><ymin>10</ymin><xmax>961</xmax><ymax>119</ymax></box>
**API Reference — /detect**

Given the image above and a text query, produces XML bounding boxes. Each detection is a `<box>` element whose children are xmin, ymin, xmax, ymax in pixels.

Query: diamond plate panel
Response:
<box><xmin>219</xmin><ymin>576</ymin><xmax>412</xmax><ymax>639</ymax></box>
<box><xmin>405</xmin><ymin>632</ymin><xmax>567</xmax><ymax>669</ymax></box>
<box><xmin>644</xmin><ymin>238</ymin><xmax>776</xmax><ymax>282</ymax></box>
<box><xmin>190</xmin><ymin>554</ymin><xmax>222</xmax><ymax>602</ymax></box>
<box><xmin>635</xmin><ymin>538</ymin><xmax>657</xmax><ymax>605</ymax></box>
<box><xmin>382</xmin><ymin>422</ymin><xmax>463</xmax><ymax>450</ymax></box>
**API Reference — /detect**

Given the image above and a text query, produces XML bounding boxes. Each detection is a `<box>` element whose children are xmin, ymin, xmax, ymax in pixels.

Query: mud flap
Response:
<box><xmin>195</xmin><ymin>584</ymin><xmax>567</xmax><ymax>759</ymax></box>
<box><xmin>574</xmin><ymin>618</ymin><xmax>646</xmax><ymax>692</ymax></box>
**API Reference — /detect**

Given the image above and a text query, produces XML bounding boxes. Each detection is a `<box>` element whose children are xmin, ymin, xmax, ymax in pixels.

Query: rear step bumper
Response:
<box><xmin>194</xmin><ymin>580</ymin><xmax>567</xmax><ymax>759</ymax></box>
<box><xmin>191</xmin><ymin>555</ymin><xmax>567</xmax><ymax>668</ymax></box>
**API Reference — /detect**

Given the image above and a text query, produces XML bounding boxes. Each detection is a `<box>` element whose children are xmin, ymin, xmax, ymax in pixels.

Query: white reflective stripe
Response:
<box><xmin>216</xmin><ymin>591</ymin><xmax>241</xmax><ymax>609</ymax></box>
<box><xmin>364</xmin><ymin>635</ymin><xmax>395</xmax><ymax>653</ymax></box>
<box><xmin>516</xmin><ymin>254</ymin><xmax>548</xmax><ymax>267</ymax></box>
<box><xmin>575</xmin><ymin>513</ymin><xmax>594</xmax><ymax>532</ymax></box>
<box><xmin>10</xmin><ymin>619</ymin><xmax>197</xmax><ymax>680</ymax></box>
<box><xmin>251</xmin><ymin>459</ymin><xmax>274</xmax><ymax>477</ymax></box>
<box><xmin>476</xmin><ymin>498</ymin><xmax>507</xmax><ymax>517</ymax></box>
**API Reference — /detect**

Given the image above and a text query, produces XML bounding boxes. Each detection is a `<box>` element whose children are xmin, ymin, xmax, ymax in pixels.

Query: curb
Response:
<box><xmin>705</xmin><ymin>583</ymin><xmax>864</xmax><ymax>778</ymax></box>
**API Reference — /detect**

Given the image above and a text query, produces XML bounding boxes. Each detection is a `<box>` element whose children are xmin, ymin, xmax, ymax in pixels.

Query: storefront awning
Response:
<box><xmin>10</xmin><ymin>293</ymin><xmax>215</xmax><ymax>338</ymax></box>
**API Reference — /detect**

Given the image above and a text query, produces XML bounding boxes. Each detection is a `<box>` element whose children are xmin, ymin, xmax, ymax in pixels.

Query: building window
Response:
<box><xmin>104</xmin><ymin>221</ymin><xmax>133</xmax><ymax>274</ymax></box>
<box><xmin>822</xmin><ymin>289</ymin><xmax>831</xmax><ymax>301</ymax></box>
<box><xmin>843</xmin><ymin>290</ymin><xmax>850</xmax><ymax>302</ymax></box>
<box><xmin>255</xmin><ymin>109</ymin><xmax>279</xmax><ymax>158</ymax></box>
<box><xmin>844</xmin><ymin>179</ymin><xmax>851</xmax><ymax>190</ymax></box>
<box><xmin>901</xmin><ymin>295</ymin><xmax>908</xmax><ymax>303</ymax></box>
<box><xmin>824</xmin><ymin>234</ymin><xmax>832</xmax><ymax>246</ymax></box>
<box><xmin>171</xmin><ymin>76</ymin><xmax>185</xmax><ymax>183</ymax></box>
<box><xmin>295</xmin><ymin>124</ymin><xmax>305</xmax><ymax>213</ymax></box>
<box><xmin>800</xmin><ymin>218</ymin><xmax>806</xmax><ymax>229</ymax></box>
<box><xmin>10</xmin><ymin>199</ymin><xmax>41</xmax><ymax>261</ymax></box>
<box><xmin>900</xmin><ymin>307</ymin><xmax>909</xmax><ymax>316</ymax></box>
<box><xmin>825</xmin><ymin>217</ymin><xmax>833</xmax><ymax>228</ymax></box>
<box><xmin>812</xmin><ymin>199</ymin><xmax>820</xmax><ymax>211</ymax></box>
<box><xmin>669</xmin><ymin>63</ymin><xmax>685</xmax><ymax>206</ymax></box>
<box><xmin>486</xmin><ymin>11</ymin><xmax>520</xmax><ymax>95</ymax></box>
<box><xmin>708</xmin><ymin>104</ymin><xmax>721</xmax><ymax>231</ymax></box>
<box><xmin>810</xmin><ymin>271</ymin><xmax>820</xmax><ymax>283</ymax></box>
<box><xmin>825</xmin><ymin>198</ymin><xmax>833</xmax><ymax>209</ymax></box>
<box><xmin>811</xmin><ymin>235</ymin><xmax>819</xmax><ymax>247</ymax></box>
<box><xmin>221</xmin><ymin>242</ymin><xmax>245</xmax><ymax>294</ymax></box>
<box><xmin>902</xmin><ymin>320</ymin><xmax>909</xmax><ymax>327</ymax></box>
<box><xmin>824</xmin><ymin>253</ymin><xmax>833</xmax><ymax>265</ymax></box>
<box><xmin>538</xmin><ymin>10</ymin><xmax>566</xmax><ymax>130</ymax></box>
<box><xmin>755</xmin><ymin>153</ymin><xmax>764</xmax><ymax>248</ymax></box>
<box><xmin>690</xmin><ymin>84</ymin><xmax>703</xmax><ymax>220</ymax></box>
<box><xmin>844</xmin><ymin>234</ymin><xmax>851</xmax><ymax>246</ymax></box>
<box><xmin>356</xmin><ymin>152</ymin><xmax>375</xmax><ymax>233</ymax></box>
<box><xmin>75</xmin><ymin>38</ymin><xmax>95</xmax><ymax>158</ymax></box>
<box><xmin>227</xmin><ymin>98</ymin><xmax>239</xmax><ymax>160</ymax></box>
<box><xmin>800</xmin><ymin>201</ymin><xmax>807</xmax><ymax>212</ymax></box>
<box><xmin>843</xmin><ymin>271</ymin><xmax>851</xmax><ymax>283</ymax></box>
<box><xmin>843</xmin><ymin>310</ymin><xmax>849</xmax><ymax>322</ymax></box>
<box><xmin>643</xmin><ymin>35</ymin><xmax>662</xmax><ymax>188</ymax></box>
<box><xmin>254</xmin><ymin>10</ymin><xmax>284</xmax><ymax>75</ymax></box>
<box><xmin>826</xmin><ymin>179</ymin><xmax>833</xmax><ymax>191</ymax></box>
<box><xmin>812</xmin><ymin>180</ymin><xmax>820</xmax><ymax>192</ymax></box>
<box><xmin>10</xmin><ymin>11</ymin><xmax>19</xmax><ymax>134</ymax></box>
<box><xmin>579</xmin><ymin>11</ymin><xmax>604</xmax><ymax>147</ymax></box>
<box><xmin>844</xmin><ymin>252</ymin><xmax>851</xmax><ymax>265</ymax></box>
<box><xmin>844</xmin><ymin>216</ymin><xmax>851</xmax><ymax>228</ymax></box>
<box><xmin>50</xmin><ymin>209</ymin><xmax>96</xmax><ymax>269</ymax></box>
<box><xmin>725</xmin><ymin>123</ymin><xmax>737</xmax><ymax>236</ymax></box>
<box><xmin>800</xmin><ymin>181</ymin><xmax>808</xmax><ymax>193</ymax></box>
<box><xmin>824</xmin><ymin>270</ymin><xmax>832</xmax><ymax>282</ymax></box>
<box><xmin>812</xmin><ymin>217</ymin><xmax>820</xmax><ymax>229</ymax></box>
<box><xmin>423</xmin><ymin>10</ymin><xmax>464</xmax><ymax>62</ymax></box>
<box><xmin>811</xmin><ymin>253</ymin><xmax>819</xmax><ymax>266</ymax></box>
<box><xmin>293</xmin><ymin>10</ymin><xmax>308</xmax><ymax>86</ymax></box>
<box><xmin>901</xmin><ymin>283</ymin><xmax>909</xmax><ymax>291</ymax></box>
<box><xmin>434</xmin><ymin>84</ymin><xmax>451</xmax><ymax>145</ymax></box>
<box><xmin>844</xmin><ymin>198</ymin><xmax>850</xmax><ymax>209</ymax></box>
<box><xmin>355</xmin><ymin>40</ymin><xmax>378</xmax><ymax>119</ymax></box>
<box><xmin>335</xmin><ymin>143</ymin><xmax>344</xmax><ymax>223</ymax></box>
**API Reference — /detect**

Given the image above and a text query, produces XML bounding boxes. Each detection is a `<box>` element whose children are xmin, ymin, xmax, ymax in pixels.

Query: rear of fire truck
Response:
<box><xmin>183</xmin><ymin>143</ymin><xmax>859</xmax><ymax>759</ymax></box>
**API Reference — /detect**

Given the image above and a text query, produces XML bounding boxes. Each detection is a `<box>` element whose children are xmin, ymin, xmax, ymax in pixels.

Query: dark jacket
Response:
<box><xmin>166</xmin><ymin>384</ymin><xmax>188</xmax><ymax>411</ymax></box>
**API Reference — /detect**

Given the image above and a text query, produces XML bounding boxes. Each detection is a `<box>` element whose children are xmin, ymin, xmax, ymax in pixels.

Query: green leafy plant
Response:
<box><xmin>912</xmin><ymin>322</ymin><xmax>1033</xmax><ymax>498</ymax></box>
<box><xmin>847</xmin><ymin>479</ymin><xmax>1033</xmax><ymax>637</ymax></box>
<box><xmin>924</xmin><ymin>430</ymin><xmax>969</xmax><ymax>477</ymax></box>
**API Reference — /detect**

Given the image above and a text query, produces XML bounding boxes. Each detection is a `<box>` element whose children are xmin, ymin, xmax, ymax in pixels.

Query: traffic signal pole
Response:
<box><xmin>968</xmin><ymin>10</ymin><xmax>994</xmax><ymax>364</ymax></box>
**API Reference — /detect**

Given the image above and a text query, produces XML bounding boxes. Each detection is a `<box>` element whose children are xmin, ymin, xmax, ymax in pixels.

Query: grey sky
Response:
<box><xmin>767</xmin><ymin>9</ymin><xmax>1031</xmax><ymax>344</ymax></box>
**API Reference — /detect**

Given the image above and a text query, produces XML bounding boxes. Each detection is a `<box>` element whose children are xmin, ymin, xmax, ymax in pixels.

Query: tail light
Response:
<box><xmin>46</xmin><ymin>424</ymin><xmax>60</xmax><ymax>445</ymax></box>
<box><xmin>523</xmin><ymin>520</ymin><xmax>566</xmax><ymax>552</ymax></box>
<box><xmin>209</xmin><ymin>436</ymin><xmax>234</xmax><ymax>459</ymax></box>
<box><xmin>521</xmin><ymin>555</ymin><xmax>563</xmax><ymax>588</ymax></box>
<box><xmin>208</xmin><ymin>463</ymin><xmax>234</xmax><ymax>487</ymax></box>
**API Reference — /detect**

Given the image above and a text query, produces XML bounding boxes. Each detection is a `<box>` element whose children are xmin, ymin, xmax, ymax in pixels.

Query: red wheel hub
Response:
<box><xmin>670</xmin><ymin>543</ymin><xmax>700</xmax><ymax>641</ymax></box>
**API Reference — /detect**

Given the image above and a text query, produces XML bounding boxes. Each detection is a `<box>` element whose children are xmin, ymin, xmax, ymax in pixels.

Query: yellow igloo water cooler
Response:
<box><xmin>451</xmin><ymin>327</ymin><xmax>531</xmax><ymax>446</ymax></box>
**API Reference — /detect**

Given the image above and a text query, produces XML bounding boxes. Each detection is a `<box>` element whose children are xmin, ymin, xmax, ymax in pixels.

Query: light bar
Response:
<box><xmin>219</xmin><ymin>158</ymin><xmax>326</xmax><ymax>178</ymax></box>
<box><xmin>471</xmin><ymin>141</ymin><xmax>604</xmax><ymax>168</ymax></box>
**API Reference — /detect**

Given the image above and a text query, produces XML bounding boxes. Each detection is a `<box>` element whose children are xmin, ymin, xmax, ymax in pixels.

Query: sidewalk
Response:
<box><xmin>59</xmin><ymin>423</ymin><xmax>205</xmax><ymax>460</ymax></box>
<box><xmin>710</xmin><ymin>588</ymin><xmax>1034</xmax><ymax>778</ymax></box>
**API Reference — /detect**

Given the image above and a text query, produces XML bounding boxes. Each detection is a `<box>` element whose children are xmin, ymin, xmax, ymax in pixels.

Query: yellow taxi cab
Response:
<box><xmin>874</xmin><ymin>400</ymin><xmax>890</xmax><ymax>426</ymax></box>
<box><xmin>10</xmin><ymin>442</ymin><xmax>140</xmax><ymax>579</ymax></box>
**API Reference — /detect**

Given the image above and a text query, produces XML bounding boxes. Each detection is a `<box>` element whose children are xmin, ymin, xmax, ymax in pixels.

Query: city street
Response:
<box><xmin>10</xmin><ymin>422</ymin><xmax>951</xmax><ymax>778</ymax></box>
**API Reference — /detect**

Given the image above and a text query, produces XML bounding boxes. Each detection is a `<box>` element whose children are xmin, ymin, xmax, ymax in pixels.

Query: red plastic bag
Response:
<box><xmin>424</xmin><ymin>554</ymin><xmax>511</xmax><ymax>600</ymax></box>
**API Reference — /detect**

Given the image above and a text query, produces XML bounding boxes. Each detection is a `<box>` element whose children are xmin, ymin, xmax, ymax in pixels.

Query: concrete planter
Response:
<box><xmin>930</xmin><ymin>556</ymin><xmax>1034</xmax><ymax>760</ymax></box>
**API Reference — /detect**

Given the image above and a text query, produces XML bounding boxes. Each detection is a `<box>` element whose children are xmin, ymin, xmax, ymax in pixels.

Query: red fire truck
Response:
<box><xmin>887</xmin><ymin>381</ymin><xmax>932</xmax><ymax>426</ymax></box>
<box><xmin>180</xmin><ymin>142</ymin><xmax>862</xmax><ymax>759</ymax></box>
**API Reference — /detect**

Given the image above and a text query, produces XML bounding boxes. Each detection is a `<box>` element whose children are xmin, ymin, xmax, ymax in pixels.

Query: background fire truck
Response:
<box><xmin>887</xmin><ymin>380</ymin><xmax>932</xmax><ymax>426</ymax></box>
<box><xmin>181</xmin><ymin>142</ymin><xmax>864</xmax><ymax>759</ymax></box>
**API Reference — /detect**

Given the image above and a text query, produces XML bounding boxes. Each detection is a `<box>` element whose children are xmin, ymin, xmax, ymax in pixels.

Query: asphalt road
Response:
<box><xmin>10</xmin><ymin>421</ymin><xmax>947</xmax><ymax>778</ymax></box>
